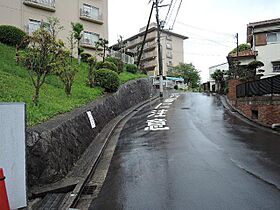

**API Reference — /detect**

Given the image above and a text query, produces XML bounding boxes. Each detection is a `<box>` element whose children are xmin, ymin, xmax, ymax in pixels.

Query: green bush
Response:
<box><xmin>0</xmin><ymin>25</ymin><xmax>27</xmax><ymax>47</ymax></box>
<box><xmin>105</xmin><ymin>57</ymin><xmax>124</xmax><ymax>73</ymax></box>
<box><xmin>95</xmin><ymin>61</ymin><xmax>118</xmax><ymax>73</ymax></box>
<box><xmin>95</xmin><ymin>68</ymin><xmax>120</xmax><ymax>92</ymax></box>
<box><xmin>81</xmin><ymin>52</ymin><xmax>92</xmax><ymax>63</ymax></box>
<box><xmin>125</xmin><ymin>64</ymin><xmax>138</xmax><ymax>74</ymax></box>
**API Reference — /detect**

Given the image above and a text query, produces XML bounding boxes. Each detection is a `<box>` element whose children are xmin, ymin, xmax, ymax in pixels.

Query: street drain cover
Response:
<box><xmin>82</xmin><ymin>185</ymin><xmax>97</xmax><ymax>195</ymax></box>
<box><xmin>181</xmin><ymin>107</ymin><xmax>190</xmax><ymax>110</ymax></box>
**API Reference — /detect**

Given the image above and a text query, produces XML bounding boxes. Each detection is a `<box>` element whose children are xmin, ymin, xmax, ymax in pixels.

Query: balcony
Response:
<box><xmin>80</xmin><ymin>37</ymin><xmax>97</xmax><ymax>49</ymax></box>
<box><xmin>80</xmin><ymin>9</ymin><xmax>103</xmax><ymax>25</ymax></box>
<box><xmin>142</xmin><ymin>61</ymin><xmax>157</xmax><ymax>71</ymax></box>
<box><xmin>23</xmin><ymin>0</ymin><xmax>55</xmax><ymax>12</ymax></box>
<box><xmin>141</xmin><ymin>51</ymin><xmax>157</xmax><ymax>61</ymax></box>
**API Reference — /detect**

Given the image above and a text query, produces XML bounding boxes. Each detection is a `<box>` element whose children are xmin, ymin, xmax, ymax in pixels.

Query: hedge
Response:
<box><xmin>95</xmin><ymin>61</ymin><xmax>118</xmax><ymax>73</ymax></box>
<box><xmin>125</xmin><ymin>64</ymin><xmax>138</xmax><ymax>74</ymax></box>
<box><xmin>94</xmin><ymin>68</ymin><xmax>120</xmax><ymax>92</ymax></box>
<box><xmin>0</xmin><ymin>25</ymin><xmax>27</xmax><ymax>47</ymax></box>
<box><xmin>105</xmin><ymin>56</ymin><xmax>124</xmax><ymax>73</ymax></box>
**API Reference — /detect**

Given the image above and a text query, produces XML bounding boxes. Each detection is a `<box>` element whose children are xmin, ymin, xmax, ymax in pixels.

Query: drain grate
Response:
<box><xmin>35</xmin><ymin>193</ymin><xmax>66</xmax><ymax>210</ymax></box>
<box><xmin>82</xmin><ymin>185</ymin><xmax>97</xmax><ymax>195</ymax></box>
<box><xmin>181</xmin><ymin>107</ymin><xmax>190</xmax><ymax>110</ymax></box>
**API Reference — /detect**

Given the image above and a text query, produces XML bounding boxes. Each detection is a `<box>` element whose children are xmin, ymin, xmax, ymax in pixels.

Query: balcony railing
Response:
<box><xmin>23</xmin><ymin>0</ymin><xmax>55</xmax><ymax>12</ymax></box>
<box><xmin>109</xmin><ymin>50</ymin><xmax>134</xmax><ymax>64</ymax></box>
<box><xmin>80</xmin><ymin>37</ymin><xmax>97</xmax><ymax>48</ymax></box>
<box><xmin>80</xmin><ymin>8</ymin><xmax>103</xmax><ymax>24</ymax></box>
<box><xmin>142</xmin><ymin>51</ymin><xmax>156</xmax><ymax>60</ymax></box>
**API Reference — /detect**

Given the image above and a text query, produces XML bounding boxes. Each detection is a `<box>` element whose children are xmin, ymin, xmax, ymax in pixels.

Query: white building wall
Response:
<box><xmin>208</xmin><ymin>63</ymin><xmax>229</xmax><ymax>92</ymax></box>
<box><xmin>256</xmin><ymin>43</ymin><xmax>280</xmax><ymax>78</ymax></box>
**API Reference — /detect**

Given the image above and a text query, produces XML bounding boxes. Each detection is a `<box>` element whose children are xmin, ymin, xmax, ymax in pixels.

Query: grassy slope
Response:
<box><xmin>0</xmin><ymin>44</ymin><xmax>146</xmax><ymax>126</ymax></box>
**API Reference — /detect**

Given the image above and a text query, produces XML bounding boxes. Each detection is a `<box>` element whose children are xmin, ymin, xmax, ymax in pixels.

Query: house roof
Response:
<box><xmin>209</xmin><ymin>62</ymin><xmax>228</xmax><ymax>69</ymax></box>
<box><xmin>248</xmin><ymin>18</ymin><xmax>280</xmax><ymax>28</ymax></box>
<box><xmin>247</xmin><ymin>18</ymin><xmax>280</xmax><ymax>43</ymax></box>
<box><xmin>228</xmin><ymin>50</ymin><xmax>257</xmax><ymax>58</ymax></box>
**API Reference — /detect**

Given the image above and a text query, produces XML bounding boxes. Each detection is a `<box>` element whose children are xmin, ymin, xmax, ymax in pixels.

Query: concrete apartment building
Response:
<box><xmin>247</xmin><ymin>18</ymin><xmax>280</xmax><ymax>78</ymax></box>
<box><xmin>112</xmin><ymin>23</ymin><xmax>188</xmax><ymax>76</ymax></box>
<box><xmin>0</xmin><ymin>0</ymin><xmax>108</xmax><ymax>54</ymax></box>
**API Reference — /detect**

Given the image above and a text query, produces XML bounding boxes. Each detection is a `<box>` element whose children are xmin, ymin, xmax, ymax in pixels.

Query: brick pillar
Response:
<box><xmin>227</xmin><ymin>79</ymin><xmax>242</xmax><ymax>105</ymax></box>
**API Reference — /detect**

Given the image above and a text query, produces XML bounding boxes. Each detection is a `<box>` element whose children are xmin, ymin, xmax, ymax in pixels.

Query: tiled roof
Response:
<box><xmin>228</xmin><ymin>50</ymin><xmax>257</xmax><ymax>58</ymax></box>
<box><xmin>248</xmin><ymin>18</ymin><xmax>280</xmax><ymax>28</ymax></box>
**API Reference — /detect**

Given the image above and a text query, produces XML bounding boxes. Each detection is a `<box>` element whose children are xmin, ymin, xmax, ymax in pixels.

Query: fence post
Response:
<box><xmin>271</xmin><ymin>77</ymin><xmax>274</xmax><ymax>96</ymax></box>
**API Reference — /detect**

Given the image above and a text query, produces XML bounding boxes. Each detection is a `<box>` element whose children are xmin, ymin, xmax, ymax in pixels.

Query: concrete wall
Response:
<box><xmin>26</xmin><ymin>79</ymin><xmax>154</xmax><ymax>187</ymax></box>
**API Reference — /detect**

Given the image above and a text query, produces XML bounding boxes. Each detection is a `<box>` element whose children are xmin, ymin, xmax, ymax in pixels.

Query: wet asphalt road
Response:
<box><xmin>90</xmin><ymin>92</ymin><xmax>280</xmax><ymax>210</ymax></box>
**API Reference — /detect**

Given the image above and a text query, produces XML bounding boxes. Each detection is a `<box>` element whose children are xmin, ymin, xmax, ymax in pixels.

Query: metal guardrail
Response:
<box><xmin>236</xmin><ymin>75</ymin><xmax>280</xmax><ymax>97</ymax></box>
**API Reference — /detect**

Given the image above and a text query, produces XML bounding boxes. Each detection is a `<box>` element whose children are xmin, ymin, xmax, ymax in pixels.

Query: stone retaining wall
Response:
<box><xmin>26</xmin><ymin>79</ymin><xmax>154</xmax><ymax>187</ymax></box>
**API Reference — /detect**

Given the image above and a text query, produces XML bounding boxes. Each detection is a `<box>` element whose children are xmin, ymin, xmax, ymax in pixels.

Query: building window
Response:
<box><xmin>81</xmin><ymin>4</ymin><xmax>101</xmax><ymax>20</ymax></box>
<box><xmin>166</xmin><ymin>51</ymin><xmax>172</xmax><ymax>59</ymax></box>
<box><xmin>273</xmin><ymin>63</ymin><xmax>280</xmax><ymax>72</ymax></box>
<box><xmin>167</xmin><ymin>60</ymin><xmax>173</xmax><ymax>66</ymax></box>
<box><xmin>267</xmin><ymin>32</ymin><xmax>280</xmax><ymax>43</ymax></box>
<box><xmin>28</xmin><ymin>19</ymin><xmax>41</xmax><ymax>35</ymax></box>
<box><xmin>166</xmin><ymin>42</ymin><xmax>172</xmax><ymax>49</ymax></box>
<box><xmin>166</xmin><ymin>35</ymin><xmax>172</xmax><ymax>41</ymax></box>
<box><xmin>82</xmin><ymin>31</ymin><xmax>99</xmax><ymax>46</ymax></box>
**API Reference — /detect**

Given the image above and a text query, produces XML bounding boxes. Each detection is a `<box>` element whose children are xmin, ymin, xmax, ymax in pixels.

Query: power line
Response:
<box><xmin>170</xmin><ymin>0</ymin><xmax>182</xmax><ymax>30</ymax></box>
<box><xmin>176</xmin><ymin>21</ymin><xmax>235</xmax><ymax>37</ymax></box>
<box><xmin>164</xmin><ymin>0</ymin><xmax>174</xmax><ymax>25</ymax></box>
<box><xmin>166</xmin><ymin>0</ymin><xmax>178</xmax><ymax>27</ymax></box>
<box><xmin>185</xmin><ymin>52</ymin><xmax>226</xmax><ymax>57</ymax></box>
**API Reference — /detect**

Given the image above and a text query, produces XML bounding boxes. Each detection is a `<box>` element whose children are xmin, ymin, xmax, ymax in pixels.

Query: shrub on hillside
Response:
<box><xmin>81</xmin><ymin>52</ymin><xmax>92</xmax><ymax>62</ymax></box>
<box><xmin>0</xmin><ymin>25</ymin><xmax>27</xmax><ymax>47</ymax></box>
<box><xmin>94</xmin><ymin>68</ymin><xmax>120</xmax><ymax>92</ymax></box>
<box><xmin>95</xmin><ymin>61</ymin><xmax>118</xmax><ymax>73</ymax></box>
<box><xmin>105</xmin><ymin>56</ymin><xmax>124</xmax><ymax>73</ymax></box>
<box><xmin>125</xmin><ymin>64</ymin><xmax>138</xmax><ymax>74</ymax></box>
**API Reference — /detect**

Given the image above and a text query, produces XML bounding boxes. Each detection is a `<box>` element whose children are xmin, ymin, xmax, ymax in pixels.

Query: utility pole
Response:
<box><xmin>155</xmin><ymin>0</ymin><xmax>164</xmax><ymax>97</ymax></box>
<box><xmin>235</xmin><ymin>33</ymin><xmax>239</xmax><ymax>79</ymax></box>
<box><xmin>137</xmin><ymin>2</ymin><xmax>154</xmax><ymax>68</ymax></box>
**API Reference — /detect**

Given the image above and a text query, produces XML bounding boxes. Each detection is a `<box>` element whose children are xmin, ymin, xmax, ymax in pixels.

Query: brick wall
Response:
<box><xmin>227</xmin><ymin>79</ymin><xmax>280</xmax><ymax>126</ymax></box>
<box><xmin>235</xmin><ymin>96</ymin><xmax>280</xmax><ymax>126</ymax></box>
<box><xmin>227</xmin><ymin>79</ymin><xmax>242</xmax><ymax>105</ymax></box>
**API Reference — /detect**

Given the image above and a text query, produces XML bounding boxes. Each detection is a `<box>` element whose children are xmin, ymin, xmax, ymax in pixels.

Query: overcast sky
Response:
<box><xmin>108</xmin><ymin>0</ymin><xmax>280</xmax><ymax>82</ymax></box>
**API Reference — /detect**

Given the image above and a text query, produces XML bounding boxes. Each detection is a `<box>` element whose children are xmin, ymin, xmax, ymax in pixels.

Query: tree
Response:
<box><xmin>87</xmin><ymin>56</ymin><xmax>97</xmax><ymax>87</ymax></box>
<box><xmin>71</xmin><ymin>22</ymin><xmax>84</xmax><ymax>64</ymax></box>
<box><xmin>96</xmin><ymin>38</ymin><xmax>109</xmax><ymax>62</ymax></box>
<box><xmin>227</xmin><ymin>43</ymin><xmax>253</xmax><ymax>80</ymax></box>
<box><xmin>211</xmin><ymin>69</ymin><xmax>226</xmax><ymax>93</ymax></box>
<box><xmin>18</xmin><ymin>26</ymin><xmax>63</xmax><ymax>105</ymax></box>
<box><xmin>230</xmin><ymin>43</ymin><xmax>251</xmax><ymax>54</ymax></box>
<box><xmin>246</xmin><ymin>60</ymin><xmax>264</xmax><ymax>80</ymax></box>
<box><xmin>46</xmin><ymin>17</ymin><xmax>64</xmax><ymax>39</ymax></box>
<box><xmin>54</xmin><ymin>49</ymin><xmax>78</xmax><ymax>95</ymax></box>
<box><xmin>169</xmin><ymin>63</ymin><xmax>201</xmax><ymax>89</ymax></box>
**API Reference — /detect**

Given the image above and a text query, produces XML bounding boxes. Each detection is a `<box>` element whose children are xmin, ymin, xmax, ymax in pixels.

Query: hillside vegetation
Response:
<box><xmin>0</xmin><ymin>44</ymin><xmax>146</xmax><ymax>126</ymax></box>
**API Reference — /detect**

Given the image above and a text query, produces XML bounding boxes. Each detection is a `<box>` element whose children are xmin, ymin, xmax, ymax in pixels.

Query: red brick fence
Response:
<box><xmin>227</xmin><ymin>79</ymin><xmax>280</xmax><ymax>127</ymax></box>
